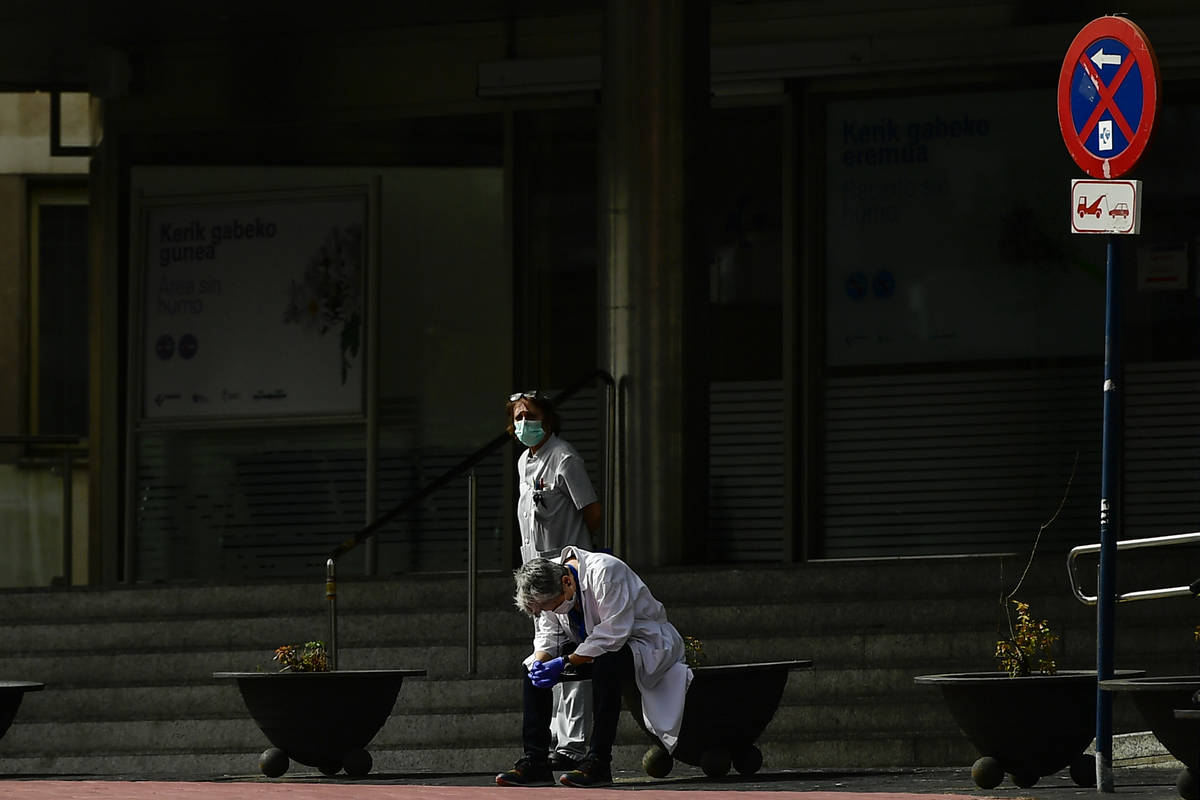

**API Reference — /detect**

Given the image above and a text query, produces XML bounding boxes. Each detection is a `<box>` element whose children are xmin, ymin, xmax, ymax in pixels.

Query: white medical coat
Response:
<box><xmin>516</xmin><ymin>434</ymin><xmax>596</xmax><ymax>564</ymax></box>
<box><xmin>525</xmin><ymin>547</ymin><xmax>693</xmax><ymax>752</ymax></box>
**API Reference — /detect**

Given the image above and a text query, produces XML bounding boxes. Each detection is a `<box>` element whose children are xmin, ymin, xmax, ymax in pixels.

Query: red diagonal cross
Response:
<box><xmin>1077</xmin><ymin>50</ymin><xmax>1137</xmax><ymax>143</ymax></box>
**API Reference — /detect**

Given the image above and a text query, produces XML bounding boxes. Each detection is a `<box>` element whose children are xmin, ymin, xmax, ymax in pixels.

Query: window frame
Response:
<box><xmin>28</xmin><ymin>182</ymin><xmax>90</xmax><ymax>443</ymax></box>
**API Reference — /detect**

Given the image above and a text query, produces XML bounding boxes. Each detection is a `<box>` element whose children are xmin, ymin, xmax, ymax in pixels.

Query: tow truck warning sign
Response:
<box><xmin>1070</xmin><ymin>179</ymin><xmax>1140</xmax><ymax>234</ymax></box>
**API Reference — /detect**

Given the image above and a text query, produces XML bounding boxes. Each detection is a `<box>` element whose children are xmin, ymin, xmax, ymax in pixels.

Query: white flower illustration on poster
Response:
<box><xmin>282</xmin><ymin>224</ymin><xmax>363</xmax><ymax>384</ymax></box>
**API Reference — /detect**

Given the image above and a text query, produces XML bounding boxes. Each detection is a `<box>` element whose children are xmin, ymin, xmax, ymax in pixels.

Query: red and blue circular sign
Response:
<box><xmin>1057</xmin><ymin>16</ymin><xmax>1159</xmax><ymax>179</ymax></box>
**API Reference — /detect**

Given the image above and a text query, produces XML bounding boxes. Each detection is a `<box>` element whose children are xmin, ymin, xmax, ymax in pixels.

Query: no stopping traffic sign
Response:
<box><xmin>1057</xmin><ymin>16</ymin><xmax>1160</xmax><ymax>178</ymax></box>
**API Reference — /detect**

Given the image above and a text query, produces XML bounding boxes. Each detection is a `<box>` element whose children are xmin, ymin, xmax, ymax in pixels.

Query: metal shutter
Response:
<box><xmin>708</xmin><ymin>380</ymin><xmax>786</xmax><ymax>562</ymax></box>
<box><xmin>820</xmin><ymin>366</ymin><xmax>1102</xmax><ymax>558</ymax></box>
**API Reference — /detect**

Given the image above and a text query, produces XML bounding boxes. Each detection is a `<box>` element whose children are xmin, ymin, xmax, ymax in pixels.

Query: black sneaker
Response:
<box><xmin>559</xmin><ymin>756</ymin><xmax>613</xmax><ymax>788</ymax></box>
<box><xmin>496</xmin><ymin>757</ymin><xmax>554</xmax><ymax>786</ymax></box>
<box><xmin>549</xmin><ymin>751</ymin><xmax>580</xmax><ymax>771</ymax></box>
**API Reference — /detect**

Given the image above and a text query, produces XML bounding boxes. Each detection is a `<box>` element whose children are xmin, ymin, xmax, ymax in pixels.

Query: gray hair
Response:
<box><xmin>513</xmin><ymin>558</ymin><xmax>569</xmax><ymax>615</ymax></box>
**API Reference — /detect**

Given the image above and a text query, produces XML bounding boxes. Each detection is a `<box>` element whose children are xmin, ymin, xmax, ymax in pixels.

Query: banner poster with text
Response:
<box><xmin>826</xmin><ymin>89</ymin><xmax>1104</xmax><ymax>367</ymax></box>
<box><xmin>140</xmin><ymin>191</ymin><xmax>368</xmax><ymax>420</ymax></box>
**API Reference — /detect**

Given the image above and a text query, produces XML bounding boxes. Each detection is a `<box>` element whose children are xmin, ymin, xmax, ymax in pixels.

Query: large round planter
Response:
<box><xmin>214</xmin><ymin>669</ymin><xmax>424</xmax><ymax>778</ymax></box>
<box><xmin>915</xmin><ymin>670</ymin><xmax>1144</xmax><ymax>789</ymax></box>
<box><xmin>0</xmin><ymin>682</ymin><xmax>43</xmax><ymax>741</ymax></box>
<box><xmin>1100</xmin><ymin>675</ymin><xmax>1200</xmax><ymax>799</ymax></box>
<box><xmin>1100</xmin><ymin>676</ymin><xmax>1200</xmax><ymax>768</ymax></box>
<box><xmin>624</xmin><ymin>660</ymin><xmax>813</xmax><ymax>779</ymax></box>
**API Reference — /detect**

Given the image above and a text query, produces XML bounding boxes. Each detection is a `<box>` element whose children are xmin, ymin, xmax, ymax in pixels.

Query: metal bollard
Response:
<box><xmin>326</xmin><ymin>558</ymin><xmax>338</xmax><ymax>671</ymax></box>
<box><xmin>467</xmin><ymin>472</ymin><xmax>477</xmax><ymax>676</ymax></box>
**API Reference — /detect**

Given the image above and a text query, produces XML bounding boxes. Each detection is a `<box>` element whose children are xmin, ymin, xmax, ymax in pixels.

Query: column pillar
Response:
<box><xmin>599</xmin><ymin>0</ymin><xmax>709</xmax><ymax>566</ymax></box>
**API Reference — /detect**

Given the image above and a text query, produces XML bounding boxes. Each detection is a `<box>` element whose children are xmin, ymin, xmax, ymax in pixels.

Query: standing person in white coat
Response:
<box><xmin>506</xmin><ymin>390</ymin><xmax>603</xmax><ymax>771</ymax></box>
<box><xmin>495</xmin><ymin>547</ymin><xmax>692</xmax><ymax>788</ymax></box>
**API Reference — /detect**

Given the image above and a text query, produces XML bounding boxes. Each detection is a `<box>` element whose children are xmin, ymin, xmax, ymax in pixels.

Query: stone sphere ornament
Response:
<box><xmin>700</xmin><ymin>746</ymin><xmax>731</xmax><ymax>778</ymax></box>
<box><xmin>343</xmin><ymin>748</ymin><xmax>373</xmax><ymax>779</ymax></box>
<box><xmin>970</xmin><ymin>756</ymin><xmax>1003</xmax><ymax>789</ymax></box>
<box><xmin>1009</xmin><ymin>769</ymin><xmax>1039</xmax><ymax>788</ymax></box>
<box><xmin>1069</xmin><ymin>753</ymin><xmax>1096</xmax><ymax>788</ymax></box>
<box><xmin>732</xmin><ymin>744</ymin><xmax>763</xmax><ymax>775</ymax></box>
<box><xmin>642</xmin><ymin>745</ymin><xmax>674</xmax><ymax>778</ymax></box>
<box><xmin>1177</xmin><ymin>766</ymin><xmax>1198</xmax><ymax>800</ymax></box>
<box><xmin>259</xmin><ymin>747</ymin><xmax>288</xmax><ymax>778</ymax></box>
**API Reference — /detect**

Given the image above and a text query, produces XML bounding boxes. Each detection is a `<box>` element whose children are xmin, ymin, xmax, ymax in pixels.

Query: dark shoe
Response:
<box><xmin>496</xmin><ymin>757</ymin><xmax>553</xmax><ymax>786</ymax></box>
<box><xmin>549</xmin><ymin>751</ymin><xmax>580</xmax><ymax>771</ymax></box>
<box><xmin>559</xmin><ymin>756</ymin><xmax>613</xmax><ymax>788</ymax></box>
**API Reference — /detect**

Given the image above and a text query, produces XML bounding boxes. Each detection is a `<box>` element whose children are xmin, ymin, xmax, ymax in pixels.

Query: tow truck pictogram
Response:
<box><xmin>1070</xmin><ymin>179</ymin><xmax>1141</xmax><ymax>234</ymax></box>
<box><xmin>1076</xmin><ymin>195</ymin><xmax>1106</xmax><ymax>218</ymax></box>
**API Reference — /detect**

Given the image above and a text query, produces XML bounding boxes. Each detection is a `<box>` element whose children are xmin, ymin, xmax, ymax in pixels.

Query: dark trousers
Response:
<box><xmin>521</xmin><ymin>645</ymin><xmax>635</xmax><ymax>766</ymax></box>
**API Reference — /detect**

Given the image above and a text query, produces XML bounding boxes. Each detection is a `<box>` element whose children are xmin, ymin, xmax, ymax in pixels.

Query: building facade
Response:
<box><xmin>2</xmin><ymin>1</ymin><xmax>1199</xmax><ymax>587</ymax></box>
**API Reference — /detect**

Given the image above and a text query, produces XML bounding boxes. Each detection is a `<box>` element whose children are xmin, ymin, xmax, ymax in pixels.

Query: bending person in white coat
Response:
<box><xmin>495</xmin><ymin>547</ymin><xmax>692</xmax><ymax>789</ymax></box>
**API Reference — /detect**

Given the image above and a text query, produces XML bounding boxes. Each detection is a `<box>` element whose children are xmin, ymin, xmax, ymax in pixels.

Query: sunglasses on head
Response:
<box><xmin>509</xmin><ymin>390</ymin><xmax>542</xmax><ymax>402</ymax></box>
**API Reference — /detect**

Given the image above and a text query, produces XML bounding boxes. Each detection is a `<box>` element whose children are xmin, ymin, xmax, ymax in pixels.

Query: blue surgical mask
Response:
<box><xmin>514</xmin><ymin>419</ymin><xmax>545</xmax><ymax>447</ymax></box>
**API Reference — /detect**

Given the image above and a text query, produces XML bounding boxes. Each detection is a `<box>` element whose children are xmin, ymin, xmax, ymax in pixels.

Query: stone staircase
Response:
<box><xmin>0</xmin><ymin>551</ymin><xmax>1191</xmax><ymax>777</ymax></box>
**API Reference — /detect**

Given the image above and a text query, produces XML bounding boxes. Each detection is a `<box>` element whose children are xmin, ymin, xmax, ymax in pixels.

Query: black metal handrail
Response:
<box><xmin>326</xmin><ymin>369</ymin><xmax>616</xmax><ymax>563</ymax></box>
<box><xmin>322</xmin><ymin>370</ymin><xmax>615</xmax><ymax>671</ymax></box>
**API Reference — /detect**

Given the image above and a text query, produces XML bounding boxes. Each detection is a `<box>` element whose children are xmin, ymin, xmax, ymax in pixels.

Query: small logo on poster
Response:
<box><xmin>179</xmin><ymin>333</ymin><xmax>198</xmax><ymax>359</ymax></box>
<box><xmin>872</xmin><ymin>270</ymin><xmax>895</xmax><ymax>299</ymax></box>
<box><xmin>845</xmin><ymin>272</ymin><xmax>868</xmax><ymax>300</ymax></box>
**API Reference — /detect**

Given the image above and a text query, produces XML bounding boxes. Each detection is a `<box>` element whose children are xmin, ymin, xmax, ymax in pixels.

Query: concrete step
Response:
<box><xmin>12</xmin><ymin>667</ymin><xmax>1146</xmax><ymax>741</ymax></box>
<box><xmin>0</xmin><ymin>553</ymin><xmax>1190</xmax><ymax>779</ymax></box>
<box><xmin>0</xmin><ymin>610</ymin><xmax>534</xmax><ymax>655</ymax></box>
<box><xmin>0</xmin><ymin>619</ymin><xmax>1162</xmax><ymax>684</ymax></box>
<box><xmin>0</xmin><ymin>545</ymin><xmax>1185</xmax><ymax>620</ymax></box>
<box><xmin>0</xmin><ymin>742</ymin><xmax>662</xmax><ymax>778</ymax></box>
<box><xmin>1107</xmin><ymin>732</ymin><xmax>1181</xmax><ymax>768</ymax></box>
<box><xmin>0</xmin><ymin>728</ymin><xmax>989</xmax><ymax>778</ymax></box>
<box><xmin>0</xmin><ymin>598</ymin><xmax>1043</xmax><ymax>656</ymax></box>
<box><xmin>3</xmin><ymin>662</ymin><xmax>966</xmax><ymax>722</ymax></box>
<box><xmin>0</xmin><ymin>701</ymin><xmax>973</xmax><ymax>776</ymax></box>
<box><xmin>0</xmin><ymin>663</ymin><xmax>963</xmax><ymax>775</ymax></box>
<box><xmin>0</xmin><ymin>632</ymin><xmax>999</xmax><ymax>689</ymax></box>
<box><xmin>0</xmin><ymin>548</ymin><xmax>1114</xmax><ymax>621</ymax></box>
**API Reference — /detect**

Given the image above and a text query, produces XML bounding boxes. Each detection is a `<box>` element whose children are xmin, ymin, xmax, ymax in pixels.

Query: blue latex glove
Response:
<box><xmin>529</xmin><ymin>656</ymin><xmax>567</xmax><ymax>688</ymax></box>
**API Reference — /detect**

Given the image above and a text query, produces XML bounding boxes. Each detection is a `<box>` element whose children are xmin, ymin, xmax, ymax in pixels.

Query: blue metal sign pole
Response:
<box><xmin>1057</xmin><ymin>17</ymin><xmax>1157</xmax><ymax>794</ymax></box>
<box><xmin>1096</xmin><ymin>233</ymin><xmax>1120</xmax><ymax>793</ymax></box>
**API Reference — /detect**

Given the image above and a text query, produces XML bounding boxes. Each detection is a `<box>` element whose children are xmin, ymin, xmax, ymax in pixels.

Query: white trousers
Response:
<box><xmin>551</xmin><ymin>678</ymin><xmax>592</xmax><ymax>758</ymax></box>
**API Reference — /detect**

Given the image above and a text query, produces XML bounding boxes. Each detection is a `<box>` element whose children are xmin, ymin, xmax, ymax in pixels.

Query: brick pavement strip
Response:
<box><xmin>0</xmin><ymin>784</ymin><xmax>1003</xmax><ymax>800</ymax></box>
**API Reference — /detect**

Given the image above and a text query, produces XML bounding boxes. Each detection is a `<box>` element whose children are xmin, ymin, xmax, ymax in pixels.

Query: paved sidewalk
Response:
<box><xmin>0</xmin><ymin>765</ymin><xmax>1183</xmax><ymax>800</ymax></box>
<box><xmin>0</xmin><ymin>785</ymin><xmax>995</xmax><ymax>800</ymax></box>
